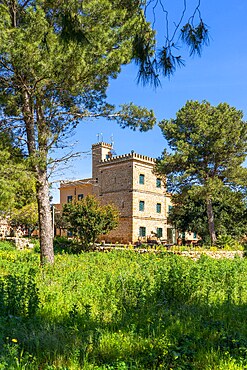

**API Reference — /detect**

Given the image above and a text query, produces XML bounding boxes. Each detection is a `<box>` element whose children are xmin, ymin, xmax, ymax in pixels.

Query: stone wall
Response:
<box><xmin>132</xmin><ymin>160</ymin><xmax>167</xmax><ymax>242</ymax></box>
<box><xmin>97</xmin><ymin>158</ymin><xmax>133</xmax><ymax>243</ymax></box>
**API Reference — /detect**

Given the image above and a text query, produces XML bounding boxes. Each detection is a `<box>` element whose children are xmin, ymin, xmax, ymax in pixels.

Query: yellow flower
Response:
<box><xmin>11</xmin><ymin>338</ymin><xmax>18</xmax><ymax>343</ymax></box>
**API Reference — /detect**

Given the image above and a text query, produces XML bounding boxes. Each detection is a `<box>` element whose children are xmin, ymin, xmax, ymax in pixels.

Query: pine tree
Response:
<box><xmin>157</xmin><ymin>101</ymin><xmax>247</xmax><ymax>244</ymax></box>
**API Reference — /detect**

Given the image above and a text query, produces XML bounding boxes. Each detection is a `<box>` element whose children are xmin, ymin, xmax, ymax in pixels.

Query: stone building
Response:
<box><xmin>59</xmin><ymin>142</ymin><xmax>176</xmax><ymax>244</ymax></box>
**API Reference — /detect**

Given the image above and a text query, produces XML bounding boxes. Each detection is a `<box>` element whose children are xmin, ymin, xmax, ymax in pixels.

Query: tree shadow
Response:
<box><xmin>1</xmin><ymin>287</ymin><xmax>247</xmax><ymax>369</ymax></box>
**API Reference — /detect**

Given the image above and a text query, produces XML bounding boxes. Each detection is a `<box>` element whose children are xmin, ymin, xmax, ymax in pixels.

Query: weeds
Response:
<box><xmin>0</xmin><ymin>248</ymin><xmax>246</xmax><ymax>369</ymax></box>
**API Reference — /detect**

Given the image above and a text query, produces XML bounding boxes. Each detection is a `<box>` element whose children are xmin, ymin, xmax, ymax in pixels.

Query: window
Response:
<box><xmin>139</xmin><ymin>227</ymin><xmax>146</xmax><ymax>237</ymax></box>
<box><xmin>157</xmin><ymin>228</ymin><xmax>163</xmax><ymax>238</ymax></box>
<box><xmin>139</xmin><ymin>200</ymin><xmax>145</xmax><ymax>211</ymax></box>
<box><xmin>168</xmin><ymin>205</ymin><xmax>173</xmax><ymax>213</ymax></box>
<box><xmin>67</xmin><ymin>195</ymin><xmax>73</xmax><ymax>203</ymax></box>
<box><xmin>156</xmin><ymin>203</ymin><xmax>161</xmax><ymax>213</ymax></box>
<box><xmin>139</xmin><ymin>174</ymin><xmax>145</xmax><ymax>184</ymax></box>
<box><xmin>78</xmin><ymin>194</ymin><xmax>84</xmax><ymax>201</ymax></box>
<box><xmin>193</xmin><ymin>232</ymin><xmax>197</xmax><ymax>239</ymax></box>
<box><xmin>156</xmin><ymin>178</ymin><xmax>161</xmax><ymax>188</ymax></box>
<box><xmin>67</xmin><ymin>230</ymin><xmax>73</xmax><ymax>237</ymax></box>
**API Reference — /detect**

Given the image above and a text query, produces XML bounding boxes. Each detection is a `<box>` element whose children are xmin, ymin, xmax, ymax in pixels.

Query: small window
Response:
<box><xmin>139</xmin><ymin>200</ymin><xmax>145</xmax><ymax>211</ymax></box>
<box><xmin>156</xmin><ymin>178</ymin><xmax>161</xmax><ymax>188</ymax></box>
<box><xmin>168</xmin><ymin>205</ymin><xmax>173</xmax><ymax>213</ymax></box>
<box><xmin>139</xmin><ymin>174</ymin><xmax>145</xmax><ymax>185</ymax></box>
<box><xmin>67</xmin><ymin>195</ymin><xmax>73</xmax><ymax>203</ymax></box>
<box><xmin>78</xmin><ymin>194</ymin><xmax>84</xmax><ymax>201</ymax></box>
<box><xmin>193</xmin><ymin>232</ymin><xmax>197</xmax><ymax>239</ymax></box>
<box><xmin>156</xmin><ymin>203</ymin><xmax>161</xmax><ymax>213</ymax></box>
<box><xmin>157</xmin><ymin>228</ymin><xmax>163</xmax><ymax>238</ymax></box>
<box><xmin>67</xmin><ymin>230</ymin><xmax>73</xmax><ymax>237</ymax></box>
<box><xmin>139</xmin><ymin>227</ymin><xmax>146</xmax><ymax>237</ymax></box>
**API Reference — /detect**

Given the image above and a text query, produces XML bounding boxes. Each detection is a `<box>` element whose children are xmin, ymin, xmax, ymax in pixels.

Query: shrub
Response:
<box><xmin>0</xmin><ymin>241</ymin><xmax>15</xmax><ymax>251</ymax></box>
<box><xmin>0</xmin><ymin>269</ymin><xmax>39</xmax><ymax>318</ymax></box>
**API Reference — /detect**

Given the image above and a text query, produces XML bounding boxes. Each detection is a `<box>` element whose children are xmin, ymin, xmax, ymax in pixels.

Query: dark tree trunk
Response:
<box><xmin>36</xmin><ymin>170</ymin><xmax>54</xmax><ymax>265</ymax></box>
<box><xmin>206</xmin><ymin>196</ymin><xmax>217</xmax><ymax>245</ymax></box>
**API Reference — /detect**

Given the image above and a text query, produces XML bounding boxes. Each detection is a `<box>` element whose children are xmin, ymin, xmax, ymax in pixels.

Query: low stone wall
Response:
<box><xmin>95</xmin><ymin>246</ymin><xmax>244</xmax><ymax>260</ymax></box>
<box><xmin>168</xmin><ymin>250</ymin><xmax>244</xmax><ymax>261</ymax></box>
<box><xmin>5</xmin><ymin>237</ymin><xmax>35</xmax><ymax>250</ymax></box>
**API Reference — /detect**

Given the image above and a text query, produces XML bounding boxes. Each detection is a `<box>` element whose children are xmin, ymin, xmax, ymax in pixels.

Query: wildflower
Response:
<box><xmin>11</xmin><ymin>338</ymin><xmax>18</xmax><ymax>343</ymax></box>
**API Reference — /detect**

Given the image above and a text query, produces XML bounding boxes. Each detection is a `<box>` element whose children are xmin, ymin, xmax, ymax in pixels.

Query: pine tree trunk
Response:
<box><xmin>206</xmin><ymin>196</ymin><xmax>217</xmax><ymax>245</ymax></box>
<box><xmin>22</xmin><ymin>89</ymin><xmax>54</xmax><ymax>264</ymax></box>
<box><xmin>36</xmin><ymin>169</ymin><xmax>54</xmax><ymax>265</ymax></box>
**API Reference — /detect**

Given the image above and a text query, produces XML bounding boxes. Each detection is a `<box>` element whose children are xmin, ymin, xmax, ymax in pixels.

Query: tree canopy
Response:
<box><xmin>168</xmin><ymin>186</ymin><xmax>247</xmax><ymax>243</ymax></box>
<box><xmin>63</xmin><ymin>195</ymin><xmax>119</xmax><ymax>250</ymax></box>
<box><xmin>156</xmin><ymin>101</ymin><xmax>247</xmax><ymax>244</ymax></box>
<box><xmin>0</xmin><ymin>129</ymin><xmax>36</xmax><ymax>215</ymax></box>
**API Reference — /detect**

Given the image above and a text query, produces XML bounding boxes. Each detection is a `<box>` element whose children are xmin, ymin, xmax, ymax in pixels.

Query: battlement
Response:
<box><xmin>92</xmin><ymin>142</ymin><xmax>112</xmax><ymax>149</ymax></box>
<box><xmin>100</xmin><ymin>151</ymin><xmax>156</xmax><ymax>164</ymax></box>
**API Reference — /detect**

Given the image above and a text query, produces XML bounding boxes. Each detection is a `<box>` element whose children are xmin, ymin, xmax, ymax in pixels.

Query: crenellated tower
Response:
<box><xmin>92</xmin><ymin>142</ymin><xmax>113</xmax><ymax>180</ymax></box>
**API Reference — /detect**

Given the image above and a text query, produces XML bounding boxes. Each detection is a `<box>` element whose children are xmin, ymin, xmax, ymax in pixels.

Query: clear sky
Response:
<box><xmin>51</xmin><ymin>0</ymin><xmax>247</xmax><ymax>202</ymax></box>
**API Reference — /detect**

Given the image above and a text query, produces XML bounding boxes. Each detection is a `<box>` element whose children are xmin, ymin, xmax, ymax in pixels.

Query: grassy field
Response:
<box><xmin>0</xmin><ymin>242</ymin><xmax>247</xmax><ymax>369</ymax></box>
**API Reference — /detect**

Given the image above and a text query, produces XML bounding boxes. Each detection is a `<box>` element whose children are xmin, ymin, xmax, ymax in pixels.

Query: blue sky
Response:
<box><xmin>51</xmin><ymin>0</ymin><xmax>247</xmax><ymax>202</ymax></box>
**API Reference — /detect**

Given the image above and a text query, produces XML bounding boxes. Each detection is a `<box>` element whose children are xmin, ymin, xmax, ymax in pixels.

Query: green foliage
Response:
<box><xmin>0</xmin><ymin>130</ymin><xmax>36</xmax><ymax>214</ymax></box>
<box><xmin>0</xmin><ymin>1</ymin><xmax>156</xmax><ymax>152</ymax></box>
<box><xmin>181</xmin><ymin>20</ymin><xmax>209</xmax><ymax>57</ymax></box>
<box><xmin>0</xmin><ymin>241</ymin><xmax>16</xmax><ymax>252</ymax></box>
<box><xmin>157</xmin><ymin>101</ymin><xmax>247</xmax><ymax>243</ymax></box>
<box><xmin>216</xmin><ymin>235</ymin><xmax>241</xmax><ymax>250</ymax></box>
<box><xmin>168</xmin><ymin>186</ymin><xmax>247</xmax><ymax>242</ymax></box>
<box><xmin>10</xmin><ymin>203</ymin><xmax>39</xmax><ymax>233</ymax></box>
<box><xmin>133</xmin><ymin>2</ymin><xmax>209</xmax><ymax>84</ymax></box>
<box><xmin>63</xmin><ymin>196</ymin><xmax>119</xmax><ymax>250</ymax></box>
<box><xmin>53</xmin><ymin>236</ymin><xmax>81</xmax><ymax>254</ymax></box>
<box><xmin>157</xmin><ymin>101</ymin><xmax>247</xmax><ymax>191</ymax></box>
<box><xmin>0</xmin><ymin>269</ymin><xmax>39</xmax><ymax>318</ymax></box>
<box><xmin>0</xmin><ymin>249</ymin><xmax>247</xmax><ymax>368</ymax></box>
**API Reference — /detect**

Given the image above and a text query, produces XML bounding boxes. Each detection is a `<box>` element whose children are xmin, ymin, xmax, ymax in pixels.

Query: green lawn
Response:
<box><xmin>0</xmin><ymin>245</ymin><xmax>247</xmax><ymax>369</ymax></box>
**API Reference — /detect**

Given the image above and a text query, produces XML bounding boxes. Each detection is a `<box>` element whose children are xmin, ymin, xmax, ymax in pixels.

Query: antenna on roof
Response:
<box><xmin>110</xmin><ymin>134</ymin><xmax>114</xmax><ymax>149</ymax></box>
<box><xmin>110</xmin><ymin>134</ymin><xmax>117</xmax><ymax>155</ymax></box>
<box><xmin>96</xmin><ymin>133</ymin><xmax>103</xmax><ymax>142</ymax></box>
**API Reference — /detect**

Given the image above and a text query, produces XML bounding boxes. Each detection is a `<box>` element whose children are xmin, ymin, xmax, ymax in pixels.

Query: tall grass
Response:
<box><xmin>0</xmin><ymin>248</ymin><xmax>246</xmax><ymax>369</ymax></box>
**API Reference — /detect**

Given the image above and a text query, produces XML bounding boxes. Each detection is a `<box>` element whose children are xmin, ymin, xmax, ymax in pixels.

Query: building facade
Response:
<box><xmin>59</xmin><ymin>142</ymin><xmax>176</xmax><ymax>244</ymax></box>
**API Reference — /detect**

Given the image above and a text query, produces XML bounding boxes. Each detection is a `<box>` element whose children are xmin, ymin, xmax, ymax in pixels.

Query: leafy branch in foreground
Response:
<box><xmin>135</xmin><ymin>0</ymin><xmax>209</xmax><ymax>85</ymax></box>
